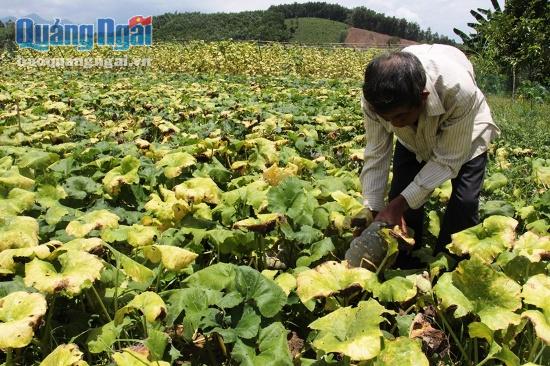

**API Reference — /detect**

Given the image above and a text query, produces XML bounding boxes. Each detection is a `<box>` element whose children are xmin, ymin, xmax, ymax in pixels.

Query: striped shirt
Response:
<box><xmin>360</xmin><ymin>44</ymin><xmax>500</xmax><ymax>211</ymax></box>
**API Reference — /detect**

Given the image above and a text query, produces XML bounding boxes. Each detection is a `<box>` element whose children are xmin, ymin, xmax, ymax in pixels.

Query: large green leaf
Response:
<box><xmin>296</xmin><ymin>261</ymin><xmax>375</xmax><ymax>304</ymax></box>
<box><xmin>231</xmin><ymin>322</ymin><xmax>293</xmax><ymax>366</ymax></box>
<box><xmin>183</xmin><ymin>263</ymin><xmax>286</xmax><ymax>318</ymax></box>
<box><xmin>102</xmin><ymin>155</ymin><xmax>140</xmax><ymax>196</ymax></box>
<box><xmin>235</xmin><ymin>265</ymin><xmax>287</xmax><ymax>318</ymax></box>
<box><xmin>447</xmin><ymin>215</ymin><xmax>518</xmax><ymax>263</ymax></box>
<box><xmin>66</xmin><ymin>209</ymin><xmax>120</xmax><ymax>238</ymax></box>
<box><xmin>0</xmin><ymin>291</ymin><xmax>47</xmax><ymax>349</ymax></box>
<box><xmin>434</xmin><ymin>257</ymin><xmax>522</xmax><ymax>330</ymax></box>
<box><xmin>267</xmin><ymin>177</ymin><xmax>318</xmax><ymax>226</ymax></box>
<box><xmin>24</xmin><ymin>250</ymin><xmax>104</xmax><ymax>297</ymax></box>
<box><xmin>309</xmin><ymin>299</ymin><xmax>392</xmax><ymax>361</ymax></box>
<box><xmin>87</xmin><ymin>318</ymin><xmax>132</xmax><ymax>354</ymax></box>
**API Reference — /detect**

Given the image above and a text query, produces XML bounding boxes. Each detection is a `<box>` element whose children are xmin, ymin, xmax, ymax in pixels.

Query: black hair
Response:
<box><xmin>362</xmin><ymin>51</ymin><xmax>426</xmax><ymax>114</ymax></box>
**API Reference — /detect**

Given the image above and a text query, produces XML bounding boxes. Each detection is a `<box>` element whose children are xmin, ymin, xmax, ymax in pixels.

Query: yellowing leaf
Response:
<box><xmin>112</xmin><ymin>348</ymin><xmax>169</xmax><ymax>366</ymax></box>
<box><xmin>115</xmin><ymin>292</ymin><xmax>166</xmax><ymax>324</ymax></box>
<box><xmin>102</xmin><ymin>155</ymin><xmax>140</xmax><ymax>196</ymax></box>
<box><xmin>127</xmin><ymin>224</ymin><xmax>159</xmax><ymax>247</ymax></box>
<box><xmin>0</xmin><ymin>215</ymin><xmax>39</xmax><ymax>251</ymax></box>
<box><xmin>174</xmin><ymin>177</ymin><xmax>221</xmax><ymax>204</ymax></box>
<box><xmin>0</xmin><ymin>291</ymin><xmax>47</xmax><ymax>349</ymax></box>
<box><xmin>434</xmin><ymin>257</ymin><xmax>521</xmax><ymax>330</ymax></box>
<box><xmin>40</xmin><ymin>344</ymin><xmax>89</xmax><ymax>366</ymax></box>
<box><xmin>156</xmin><ymin>151</ymin><xmax>196</xmax><ymax>178</ymax></box>
<box><xmin>143</xmin><ymin>245</ymin><xmax>198</xmax><ymax>271</ymax></box>
<box><xmin>24</xmin><ymin>250</ymin><xmax>104</xmax><ymax>297</ymax></box>
<box><xmin>66</xmin><ymin>209</ymin><xmax>120</xmax><ymax>238</ymax></box>
<box><xmin>512</xmin><ymin>231</ymin><xmax>550</xmax><ymax>262</ymax></box>
<box><xmin>144</xmin><ymin>187</ymin><xmax>190</xmax><ymax>223</ymax></box>
<box><xmin>447</xmin><ymin>215</ymin><xmax>518</xmax><ymax>263</ymax></box>
<box><xmin>309</xmin><ymin>299</ymin><xmax>392</xmax><ymax>361</ymax></box>
<box><xmin>296</xmin><ymin>261</ymin><xmax>375</xmax><ymax>304</ymax></box>
<box><xmin>374</xmin><ymin>337</ymin><xmax>429</xmax><ymax>366</ymax></box>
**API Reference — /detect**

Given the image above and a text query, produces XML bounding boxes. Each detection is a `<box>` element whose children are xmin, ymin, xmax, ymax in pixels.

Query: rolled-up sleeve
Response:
<box><xmin>359</xmin><ymin>97</ymin><xmax>393</xmax><ymax>212</ymax></box>
<box><xmin>401</xmin><ymin>89</ymin><xmax>478</xmax><ymax>209</ymax></box>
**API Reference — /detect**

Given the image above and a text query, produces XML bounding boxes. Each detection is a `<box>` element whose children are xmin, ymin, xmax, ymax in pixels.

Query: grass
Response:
<box><xmin>284</xmin><ymin>17</ymin><xmax>349</xmax><ymax>44</ymax></box>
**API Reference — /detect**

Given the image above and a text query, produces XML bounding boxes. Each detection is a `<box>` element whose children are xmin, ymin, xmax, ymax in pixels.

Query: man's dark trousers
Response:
<box><xmin>388</xmin><ymin>141</ymin><xmax>488</xmax><ymax>260</ymax></box>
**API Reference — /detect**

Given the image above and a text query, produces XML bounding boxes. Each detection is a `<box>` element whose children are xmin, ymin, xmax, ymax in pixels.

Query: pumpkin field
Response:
<box><xmin>0</xmin><ymin>42</ymin><xmax>549</xmax><ymax>365</ymax></box>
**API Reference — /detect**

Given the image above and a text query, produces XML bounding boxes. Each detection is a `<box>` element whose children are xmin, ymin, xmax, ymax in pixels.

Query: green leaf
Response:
<box><xmin>434</xmin><ymin>257</ymin><xmax>521</xmax><ymax>330</ymax></box>
<box><xmin>115</xmin><ymin>292</ymin><xmax>167</xmax><ymax>324</ymax></box>
<box><xmin>17</xmin><ymin>150</ymin><xmax>59</xmax><ymax>170</ymax></box>
<box><xmin>184</xmin><ymin>262</ymin><xmax>235</xmax><ymax>291</ymax></box>
<box><xmin>374</xmin><ymin>337</ymin><xmax>429</xmax><ymax>366</ymax></box>
<box><xmin>447</xmin><ymin>215</ymin><xmax>518</xmax><ymax>263</ymax></box>
<box><xmin>143</xmin><ymin>245</ymin><xmax>198</xmax><ymax>271</ymax></box>
<box><xmin>484</xmin><ymin>172</ymin><xmax>508</xmax><ymax>192</ymax></box>
<box><xmin>24</xmin><ymin>250</ymin><xmax>104</xmax><ymax>297</ymax></box>
<box><xmin>109</xmin><ymin>247</ymin><xmax>154</xmax><ymax>284</ymax></box>
<box><xmin>66</xmin><ymin>209</ymin><xmax>120</xmax><ymax>238</ymax></box>
<box><xmin>371</xmin><ymin>275</ymin><xmax>418</xmax><ymax>303</ymax></box>
<box><xmin>0</xmin><ymin>291</ymin><xmax>47</xmax><ymax>349</ymax></box>
<box><xmin>480</xmin><ymin>200</ymin><xmax>515</xmax><ymax>218</ymax></box>
<box><xmin>296</xmin><ymin>261</ymin><xmax>375</xmax><ymax>304</ymax></box>
<box><xmin>231</xmin><ymin>322</ymin><xmax>293</xmax><ymax>366</ymax></box>
<box><xmin>296</xmin><ymin>237</ymin><xmax>335</xmax><ymax>267</ymax></box>
<box><xmin>63</xmin><ymin>176</ymin><xmax>101</xmax><ymax>200</ymax></box>
<box><xmin>309</xmin><ymin>299</ymin><xmax>392</xmax><ymax>361</ymax></box>
<box><xmin>102</xmin><ymin>155</ymin><xmax>140</xmax><ymax>196</ymax></box>
<box><xmin>87</xmin><ymin>318</ymin><xmax>131</xmax><ymax>354</ymax></box>
<box><xmin>235</xmin><ymin>265</ymin><xmax>287</xmax><ymax>318</ymax></box>
<box><xmin>144</xmin><ymin>329</ymin><xmax>169</xmax><ymax>361</ymax></box>
<box><xmin>39</xmin><ymin>344</ymin><xmax>88</xmax><ymax>366</ymax></box>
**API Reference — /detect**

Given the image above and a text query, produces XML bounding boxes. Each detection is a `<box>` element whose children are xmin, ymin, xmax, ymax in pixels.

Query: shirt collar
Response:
<box><xmin>424</xmin><ymin>74</ymin><xmax>445</xmax><ymax>116</ymax></box>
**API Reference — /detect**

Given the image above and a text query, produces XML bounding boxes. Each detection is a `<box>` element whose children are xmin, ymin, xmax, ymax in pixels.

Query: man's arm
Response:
<box><xmin>400</xmin><ymin>90</ymin><xmax>478</xmax><ymax>209</ymax></box>
<box><xmin>359</xmin><ymin>96</ymin><xmax>393</xmax><ymax>213</ymax></box>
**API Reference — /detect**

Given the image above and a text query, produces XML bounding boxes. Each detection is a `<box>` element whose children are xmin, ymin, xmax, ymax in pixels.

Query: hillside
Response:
<box><xmin>345</xmin><ymin>27</ymin><xmax>418</xmax><ymax>47</ymax></box>
<box><xmin>285</xmin><ymin>17</ymin><xmax>348</xmax><ymax>43</ymax></box>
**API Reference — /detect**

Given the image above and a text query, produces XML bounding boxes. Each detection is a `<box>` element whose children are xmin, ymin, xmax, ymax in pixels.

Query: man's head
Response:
<box><xmin>363</xmin><ymin>51</ymin><xmax>429</xmax><ymax>128</ymax></box>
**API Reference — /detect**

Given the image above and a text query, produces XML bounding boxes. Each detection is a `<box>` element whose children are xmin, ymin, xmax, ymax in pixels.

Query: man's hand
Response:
<box><xmin>375</xmin><ymin>195</ymin><xmax>409</xmax><ymax>233</ymax></box>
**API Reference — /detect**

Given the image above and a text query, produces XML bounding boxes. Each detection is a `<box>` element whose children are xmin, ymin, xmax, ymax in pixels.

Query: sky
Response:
<box><xmin>0</xmin><ymin>0</ymin><xmax>505</xmax><ymax>41</ymax></box>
